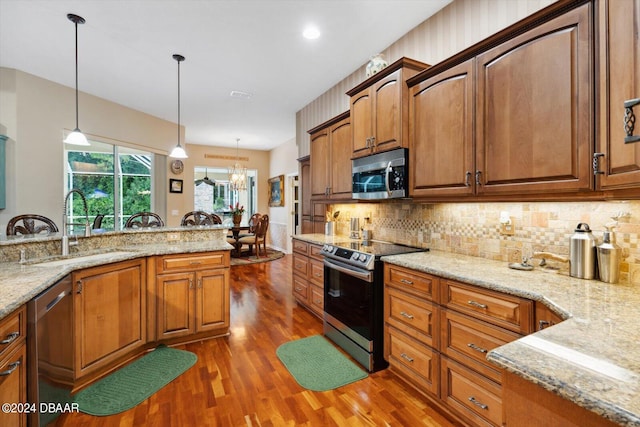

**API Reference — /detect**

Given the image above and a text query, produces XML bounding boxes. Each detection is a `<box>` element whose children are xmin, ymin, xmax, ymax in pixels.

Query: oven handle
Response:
<box><xmin>324</xmin><ymin>259</ymin><xmax>374</xmax><ymax>283</ymax></box>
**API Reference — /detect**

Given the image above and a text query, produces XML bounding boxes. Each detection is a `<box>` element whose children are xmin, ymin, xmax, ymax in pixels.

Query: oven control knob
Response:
<box><xmin>359</xmin><ymin>254</ymin><xmax>368</xmax><ymax>262</ymax></box>
<box><xmin>351</xmin><ymin>252</ymin><xmax>359</xmax><ymax>261</ymax></box>
<box><xmin>325</xmin><ymin>245</ymin><xmax>333</xmax><ymax>252</ymax></box>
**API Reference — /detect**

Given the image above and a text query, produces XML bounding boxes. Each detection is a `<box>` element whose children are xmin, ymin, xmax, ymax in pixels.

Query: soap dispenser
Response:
<box><xmin>597</xmin><ymin>222</ymin><xmax>621</xmax><ymax>284</ymax></box>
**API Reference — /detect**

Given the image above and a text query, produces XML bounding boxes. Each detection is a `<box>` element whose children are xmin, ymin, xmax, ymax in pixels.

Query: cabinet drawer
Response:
<box><xmin>310</xmin><ymin>285</ymin><xmax>324</xmax><ymax>316</ymax></box>
<box><xmin>309</xmin><ymin>259</ymin><xmax>324</xmax><ymax>286</ymax></box>
<box><xmin>292</xmin><ymin>239</ymin><xmax>309</xmax><ymax>255</ymax></box>
<box><xmin>387</xmin><ymin>327</ymin><xmax>439</xmax><ymax>396</ymax></box>
<box><xmin>309</xmin><ymin>244</ymin><xmax>324</xmax><ymax>260</ymax></box>
<box><xmin>293</xmin><ymin>254</ymin><xmax>309</xmax><ymax>277</ymax></box>
<box><xmin>385</xmin><ymin>264</ymin><xmax>438</xmax><ymax>300</ymax></box>
<box><xmin>0</xmin><ymin>305</ymin><xmax>25</xmax><ymax>362</ymax></box>
<box><xmin>0</xmin><ymin>343</ymin><xmax>27</xmax><ymax>427</ymax></box>
<box><xmin>441</xmin><ymin>356</ymin><xmax>503</xmax><ymax>427</ymax></box>
<box><xmin>385</xmin><ymin>287</ymin><xmax>437</xmax><ymax>347</ymax></box>
<box><xmin>441</xmin><ymin>309</ymin><xmax>519</xmax><ymax>383</ymax></box>
<box><xmin>441</xmin><ymin>280</ymin><xmax>533</xmax><ymax>334</ymax></box>
<box><xmin>293</xmin><ymin>275</ymin><xmax>309</xmax><ymax>302</ymax></box>
<box><xmin>157</xmin><ymin>252</ymin><xmax>229</xmax><ymax>273</ymax></box>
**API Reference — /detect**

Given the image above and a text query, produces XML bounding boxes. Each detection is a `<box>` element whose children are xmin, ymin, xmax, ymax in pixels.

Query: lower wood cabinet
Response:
<box><xmin>0</xmin><ymin>306</ymin><xmax>27</xmax><ymax>427</ymax></box>
<box><xmin>384</xmin><ymin>263</ymin><xmax>534</xmax><ymax>427</ymax></box>
<box><xmin>73</xmin><ymin>258</ymin><xmax>147</xmax><ymax>379</ymax></box>
<box><xmin>156</xmin><ymin>252</ymin><xmax>230</xmax><ymax>342</ymax></box>
<box><xmin>291</xmin><ymin>238</ymin><xmax>324</xmax><ymax>318</ymax></box>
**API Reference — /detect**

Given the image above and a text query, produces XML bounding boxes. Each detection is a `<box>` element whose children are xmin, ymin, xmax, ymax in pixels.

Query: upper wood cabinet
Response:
<box><xmin>309</xmin><ymin>111</ymin><xmax>352</xmax><ymax>200</ymax></box>
<box><xmin>596</xmin><ymin>0</ymin><xmax>640</xmax><ymax>190</ymax></box>
<box><xmin>409</xmin><ymin>59</ymin><xmax>475</xmax><ymax>198</ymax></box>
<box><xmin>347</xmin><ymin>58</ymin><xmax>429</xmax><ymax>159</ymax></box>
<box><xmin>475</xmin><ymin>3</ymin><xmax>593</xmax><ymax>196</ymax></box>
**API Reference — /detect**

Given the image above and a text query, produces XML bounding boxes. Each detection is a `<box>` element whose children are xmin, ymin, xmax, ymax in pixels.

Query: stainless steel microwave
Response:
<box><xmin>352</xmin><ymin>148</ymin><xmax>408</xmax><ymax>200</ymax></box>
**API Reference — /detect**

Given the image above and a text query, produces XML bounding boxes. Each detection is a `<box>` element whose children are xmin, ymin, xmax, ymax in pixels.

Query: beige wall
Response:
<box><xmin>268</xmin><ymin>137</ymin><xmax>298</xmax><ymax>253</ymax></box>
<box><xmin>0</xmin><ymin>67</ymin><xmax>178</xmax><ymax>231</ymax></box>
<box><xmin>296</xmin><ymin>0</ymin><xmax>556</xmax><ymax>156</ymax></box>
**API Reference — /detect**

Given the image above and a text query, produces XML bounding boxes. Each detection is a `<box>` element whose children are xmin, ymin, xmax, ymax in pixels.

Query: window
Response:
<box><xmin>65</xmin><ymin>139</ymin><xmax>154</xmax><ymax>231</ymax></box>
<box><xmin>193</xmin><ymin>167</ymin><xmax>257</xmax><ymax>222</ymax></box>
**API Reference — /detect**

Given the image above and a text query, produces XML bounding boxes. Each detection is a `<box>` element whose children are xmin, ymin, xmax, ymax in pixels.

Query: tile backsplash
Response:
<box><xmin>328</xmin><ymin>200</ymin><xmax>640</xmax><ymax>284</ymax></box>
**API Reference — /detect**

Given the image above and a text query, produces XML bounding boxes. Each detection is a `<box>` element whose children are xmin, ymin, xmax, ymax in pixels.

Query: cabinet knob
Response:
<box><xmin>624</xmin><ymin>98</ymin><xmax>640</xmax><ymax>143</ymax></box>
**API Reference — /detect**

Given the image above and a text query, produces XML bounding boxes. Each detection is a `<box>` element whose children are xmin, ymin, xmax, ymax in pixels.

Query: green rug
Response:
<box><xmin>276</xmin><ymin>335</ymin><xmax>368</xmax><ymax>391</ymax></box>
<box><xmin>74</xmin><ymin>345</ymin><xmax>197</xmax><ymax>416</ymax></box>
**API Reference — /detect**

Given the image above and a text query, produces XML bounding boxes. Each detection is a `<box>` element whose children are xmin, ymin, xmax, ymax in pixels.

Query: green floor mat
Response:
<box><xmin>74</xmin><ymin>345</ymin><xmax>197</xmax><ymax>416</ymax></box>
<box><xmin>276</xmin><ymin>335</ymin><xmax>368</xmax><ymax>391</ymax></box>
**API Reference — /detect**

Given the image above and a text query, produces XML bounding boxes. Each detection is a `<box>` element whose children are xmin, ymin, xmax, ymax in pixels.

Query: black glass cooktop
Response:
<box><xmin>331</xmin><ymin>240</ymin><xmax>427</xmax><ymax>257</ymax></box>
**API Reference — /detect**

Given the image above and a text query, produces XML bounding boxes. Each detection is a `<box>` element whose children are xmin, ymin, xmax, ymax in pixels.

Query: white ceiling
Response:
<box><xmin>0</xmin><ymin>0</ymin><xmax>450</xmax><ymax>150</ymax></box>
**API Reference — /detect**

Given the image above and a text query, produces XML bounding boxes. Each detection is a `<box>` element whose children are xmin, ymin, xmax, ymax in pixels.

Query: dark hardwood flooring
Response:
<box><xmin>53</xmin><ymin>255</ymin><xmax>457</xmax><ymax>426</ymax></box>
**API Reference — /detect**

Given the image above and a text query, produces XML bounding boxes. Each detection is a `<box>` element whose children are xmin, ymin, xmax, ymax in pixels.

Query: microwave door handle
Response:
<box><xmin>385</xmin><ymin>161</ymin><xmax>392</xmax><ymax>196</ymax></box>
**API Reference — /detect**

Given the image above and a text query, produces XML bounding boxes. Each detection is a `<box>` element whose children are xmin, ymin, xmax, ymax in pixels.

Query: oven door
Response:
<box><xmin>323</xmin><ymin>258</ymin><xmax>374</xmax><ymax>345</ymax></box>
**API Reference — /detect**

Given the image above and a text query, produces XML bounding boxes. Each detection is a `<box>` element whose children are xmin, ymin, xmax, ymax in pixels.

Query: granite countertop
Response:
<box><xmin>0</xmin><ymin>239</ymin><xmax>233</xmax><ymax>321</ymax></box>
<box><xmin>291</xmin><ymin>233</ymin><xmax>354</xmax><ymax>246</ymax></box>
<box><xmin>382</xmin><ymin>250</ymin><xmax>640</xmax><ymax>427</ymax></box>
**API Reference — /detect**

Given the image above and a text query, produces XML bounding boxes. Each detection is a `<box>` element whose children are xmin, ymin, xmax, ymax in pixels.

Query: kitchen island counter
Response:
<box><xmin>383</xmin><ymin>249</ymin><xmax>640</xmax><ymax>426</ymax></box>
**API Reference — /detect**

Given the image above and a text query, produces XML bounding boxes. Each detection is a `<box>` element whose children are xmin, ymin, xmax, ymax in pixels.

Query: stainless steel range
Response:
<box><xmin>321</xmin><ymin>240</ymin><xmax>426</xmax><ymax>372</ymax></box>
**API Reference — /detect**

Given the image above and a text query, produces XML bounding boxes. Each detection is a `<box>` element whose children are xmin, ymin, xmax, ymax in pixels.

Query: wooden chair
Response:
<box><xmin>181</xmin><ymin>211</ymin><xmax>222</xmax><ymax>226</ymax></box>
<box><xmin>235</xmin><ymin>213</ymin><xmax>262</xmax><ymax>238</ymax></box>
<box><xmin>124</xmin><ymin>212</ymin><xmax>164</xmax><ymax>228</ymax></box>
<box><xmin>6</xmin><ymin>214</ymin><xmax>59</xmax><ymax>236</ymax></box>
<box><xmin>92</xmin><ymin>214</ymin><xmax>105</xmax><ymax>229</ymax></box>
<box><xmin>237</xmin><ymin>214</ymin><xmax>269</xmax><ymax>258</ymax></box>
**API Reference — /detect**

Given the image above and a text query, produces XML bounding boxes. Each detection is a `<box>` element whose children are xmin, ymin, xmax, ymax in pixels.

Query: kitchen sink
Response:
<box><xmin>28</xmin><ymin>250</ymin><xmax>137</xmax><ymax>267</ymax></box>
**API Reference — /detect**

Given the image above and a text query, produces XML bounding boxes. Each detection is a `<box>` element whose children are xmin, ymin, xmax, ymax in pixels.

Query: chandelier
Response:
<box><xmin>228</xmin><ymin>138</ymin><xmax>247</xmax><ymax>191</ymax></box>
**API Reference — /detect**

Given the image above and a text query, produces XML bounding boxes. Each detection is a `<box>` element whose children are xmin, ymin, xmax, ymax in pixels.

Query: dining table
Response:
<box><xmin>229</xmin><ymin>224</ymin><xmax>250</xmax><ymax>257</ymax></box>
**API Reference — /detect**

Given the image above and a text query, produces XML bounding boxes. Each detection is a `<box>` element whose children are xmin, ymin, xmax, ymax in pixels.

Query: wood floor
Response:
<box><xmin>53</xmin><ymin>255</ymin><xmax>458</xmax><ymax>427</ymax></box>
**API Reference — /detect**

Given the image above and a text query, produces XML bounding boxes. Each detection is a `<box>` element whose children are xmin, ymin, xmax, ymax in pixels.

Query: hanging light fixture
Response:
<box><xmin>64</xmin><ymin>13</ymin><xmax>90</xmax><ymax>146</ymax></box>
<box><xmin>228</xmin><ymin>138</ymin><xmax>247</xmax><ymax>191</ymax></box>
<box><xmin>169</xmin><ymin>54</ymin><xmax>188</xmax><ymax>158</ymax></box>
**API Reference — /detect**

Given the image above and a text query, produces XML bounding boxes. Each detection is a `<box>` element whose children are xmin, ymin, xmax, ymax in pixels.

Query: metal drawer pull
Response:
<box><xmin>467</xmin><ymin>300</ymin><xmax>487</xmax><ymax>309</ymax></box>
<box><xmin>624</xmin><ymin>98</ymin><xmax>640</xmax><ymax>143</ymax></box>
<box><xmin>190</xmin><ymin>261</ymin><xmax>202</xmax><ymax>265</ymax></box>
<box><xmin>0</xmin><ymin>360</ymin><xmax>20</xmax><ymax>376</ymax></box>
<box><xmin>467</xmin><ymin>343</ymin><xmax>488</xmax><ymax>353</ymax></box>
<box><xmin>593</xmin><ymin>152</ymin><xmax>605</xmax><ymax>175</ymax></box>
<box><xmin>468</xmin><ymin>396</ymin><xmax>488</xmax><ymax>410</ymax></box>
<box><xmin>539</xmin><ymin>320</ymin><xmax>551</xmax><ymax>330</ymax></box>
<box><xmin>0</xmin><ymin>332</ymin><xmax>19</xmax><ymax>345</ymax></box>
<box><xmin>295</xmin><ymin>286</ymin><xmax>303</xmax><ymax>292</ymax></box>
<box><xmin>400</xmin><ymin>311</ymin><xmax>414</xmax><ymax>320</ymax></box>
<box><xmin>465</xmin><ymin>171</ymin><xmax>471</xmax><ymax>187</ymax></box>
<box><xmin>400</xmin><ymin>353</ymin><xmax>414</xmax><ymax>363</ymax></box>
<box><xmin>400</xmin><ymin>279</ymin><xmax>414</xmax><ymax>285</ymax></box>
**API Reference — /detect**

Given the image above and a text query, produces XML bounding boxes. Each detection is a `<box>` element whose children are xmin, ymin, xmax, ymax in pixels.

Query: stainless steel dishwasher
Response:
<box><xmin>28</xmin><ymin>274</ymin><xmax>74</xmax><ymax>427</ymax></box>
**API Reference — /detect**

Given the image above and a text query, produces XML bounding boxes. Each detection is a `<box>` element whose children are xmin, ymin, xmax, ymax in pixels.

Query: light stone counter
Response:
<box><xmin>382</xmin><ymin>250</ymin><xmax>640</xmax><ymax>427</ymax></box>
<box><xmin>0</xmin><ymin>227</ymin><xmax>233</xmax><ymax>321</ymax></box>
<box><xmin>291</xmin><ymin>233</ymin><xmax>354</xmax><ymax>246</ymax></box>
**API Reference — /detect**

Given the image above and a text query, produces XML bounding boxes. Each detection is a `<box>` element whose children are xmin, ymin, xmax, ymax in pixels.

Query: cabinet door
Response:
<box><xmin>476</xmin><ymin>4</ymin><xmax>592</xmax><ymax>195</ymax></box>
<box><xmin>0</xmin><ymin>344</ymin><xmax>27</xmax><ymax>427</ymax></box>
<box><xmin>329</xmin><ymin>117</ymin><xmax>353</xmax><ymax>199</ymax></box>
<box><xmin>373</xmin><ymin>70</ymin><xmax>403</xmax><ymax>154</ymax></box>
<box><xmin>597</xmin><ymin>0</ymin><xmax>640</xmax><ymax>189</ymax></box>
<box><xmin>410</xmin><ymin>60</ymin><xmax>475</xmax><ymax>197</ymax></box>
<box><xmin>157</xmin><ymin>272</ymin><xmax>195</xmax><ymax>339</ymax></box>
<box><xmin>299</xmin><ymin>158</ymin><xmax>312</xmax><ymax>224</ymax></box>
<box><xmin>74</xmin><ymin>259</ymin><xmax>146</xmax><ymax>377</ymax></box>
<box><xmin>351</xmin><ymin>88</ymin><xmax>373</xmax><ymax>158</ymax></box>
<box><xmin>310</xmin><ymin>129</ymin><xmax>330</xmax><ymax>198</ymax></box>
<box><xmin>196</xmin><ymin>269</ymin><xmax>230</xmax><ymax>332</ymax></box>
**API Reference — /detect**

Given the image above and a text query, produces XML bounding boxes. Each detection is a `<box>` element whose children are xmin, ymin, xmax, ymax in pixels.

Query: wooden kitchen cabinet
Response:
<box><xmin>309</xmin><ymin>111</ymin><xmax>352</xmax><ymax>200</ymax></box>
<box><xmin>291</xmin><ymin>238</ymin><xmax>324</xmax><ymax>318</ymax></box>
<box><xmin>299</xmin><ymin>157</ymin><xmax>313</xmax><ymax>234</ymax></box>
<box><xmin>155</xmin><ymin>252</ymin><xmax>230</xmax><ymax>342</ymax></box>
<box><xmin>409</xmin><ymin>59</ymin><xmax>475</xmax><ymax>198</ymax></box>
<box><xmin>595</xmin><ymin>0</ymin><xmax>640</xmax><ymax>190</ymax></box>
<box><xmin>73</xmin><ymin>258</ymin><xmax>146</xmax><ymax>379</ymax></box>
<box><xmin>535</xmin><ymin>302</ymin><xmax>565</xmax><ymax>331</ymax></box>
<box><xmin>347</xmin><ymin>57</ymin><xmax>428</xmax><ymax>159</ymax></box>
<box><xmin>475</xmin><ymin>3</ymin><xmax>593</xmax><ymax>196</ymax></box>
<box><xmin>0</xmin><ymin>306</ymin><xmax>26</xmax><ymax>427</ymax></box>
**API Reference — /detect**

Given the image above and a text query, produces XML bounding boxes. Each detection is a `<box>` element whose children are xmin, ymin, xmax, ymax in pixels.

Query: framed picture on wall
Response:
<box><xmin>169</xmin><ymin>179</ymin><xmax>183</xmax><ymax>194</ymax></box>
<box><xmin>268</xmin><ymin>175</ymin><xmax>284</xmax><ymax>207</ymax></box>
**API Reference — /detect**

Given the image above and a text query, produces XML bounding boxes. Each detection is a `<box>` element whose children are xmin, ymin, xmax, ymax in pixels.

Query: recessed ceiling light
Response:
<box><xmin>303</xmin><ymin>26</ymin><xmax>320</xmax><ymax>40</ymax></box>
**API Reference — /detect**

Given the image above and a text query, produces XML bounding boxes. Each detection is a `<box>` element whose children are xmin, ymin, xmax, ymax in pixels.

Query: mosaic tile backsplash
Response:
<box><xmin>328</xmin><ymin>200</ymin><xmax>640</xmax><ymax>285</ymax></box>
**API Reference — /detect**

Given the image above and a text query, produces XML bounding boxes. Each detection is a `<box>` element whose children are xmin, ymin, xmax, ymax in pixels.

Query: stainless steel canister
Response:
<box><xmin>569</xmin><ymin>223</ymin><xmax>597</xmax><ymax>279</ymax></box>
<box><xmin>350</xmin><ymin>217</ymin><xmax>360</xmax><ymax>239</ymax></box>
<box><xmin>597</xmin><ymin>230</ymin><xmax>621</xmax><ymax>284</ymax></box>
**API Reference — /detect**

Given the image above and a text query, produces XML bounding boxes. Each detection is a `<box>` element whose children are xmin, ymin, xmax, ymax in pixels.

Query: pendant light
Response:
<box><xmin>169</xmin><ymin>54</ymin><xmax>188</xmax><ymax>158</ymax></box>
<box><xmin>64</xmin><ymin>13</ymin><xmax>90</xmax><ymax>146</ymax></box>
<box><xmin>228</xmin><ymin>138</ymin><xmax>247</xmax><ymax>191</ymax></box>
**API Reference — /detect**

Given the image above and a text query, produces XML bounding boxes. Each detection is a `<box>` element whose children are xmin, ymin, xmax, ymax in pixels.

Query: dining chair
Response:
<box><xmin>6</xmin><ymin>214</ymin><xmax>59</xmax><ymax>236</ymax></box>
<box><xmin>181</xmin><ymin>211</ymin><xmax>222</xmax><ymax>226</ymax></box>
<box><xmin>92</xmin><ymin>214</ymin><xmax>105</xmax><ymax>230</ymax></box>
<box><xmin>237</xmin><ymin>214</ymin><xmax>269</xmax><ymax>258</ymax></box>
<box><xmin>124</xmin><ymin>212</ymin><xmax>164</xmax><ymax>228</ymax></box>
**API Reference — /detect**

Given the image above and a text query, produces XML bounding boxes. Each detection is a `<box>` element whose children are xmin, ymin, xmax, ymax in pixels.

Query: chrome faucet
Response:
<box><xmin>62</xmin><ymin>189</ymin><xmax>91</xmax><ymax>256</ymax></box>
